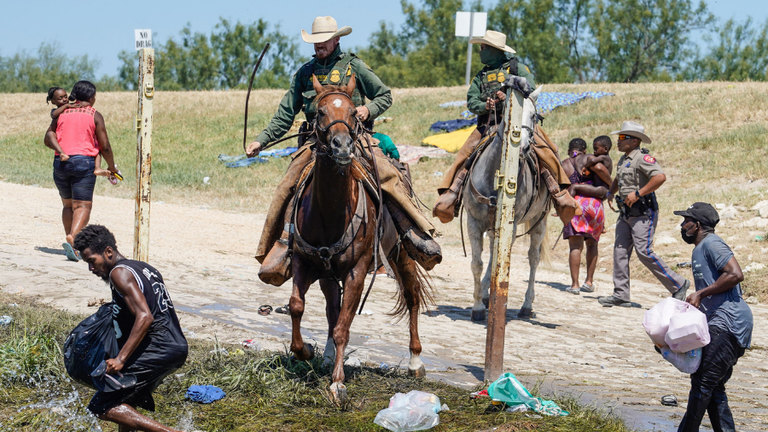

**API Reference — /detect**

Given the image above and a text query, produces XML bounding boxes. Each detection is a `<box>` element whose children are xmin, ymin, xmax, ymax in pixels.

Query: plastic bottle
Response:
<box><xmin>661</xmin><ymin>347</ymin><xmax>702</xmax><ymax>374</ymax></box>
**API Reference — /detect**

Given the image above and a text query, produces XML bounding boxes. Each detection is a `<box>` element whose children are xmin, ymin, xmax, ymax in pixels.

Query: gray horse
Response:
<box><xmin>463</xmin><ymin>88</ymin><xmax>551</xmax><ymax>321</ymax></box>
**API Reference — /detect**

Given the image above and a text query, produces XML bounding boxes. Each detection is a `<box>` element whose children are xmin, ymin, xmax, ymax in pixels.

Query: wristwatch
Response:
<box><xmin>635</xmin><ymin>191</ymin><xmax>641</xmax><ymax>199</ymax></box>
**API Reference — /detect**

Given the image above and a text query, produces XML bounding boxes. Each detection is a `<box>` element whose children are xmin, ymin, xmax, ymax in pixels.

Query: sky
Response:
<box><xmin>1</xmin><ymin>0</ymin><xmax>765</xmax><ymax>78</ymax></box>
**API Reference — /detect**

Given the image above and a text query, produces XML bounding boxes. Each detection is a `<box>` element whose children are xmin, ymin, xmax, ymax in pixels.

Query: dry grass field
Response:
<box><xmin>1</xmin><ymin>81</ymin><xmax>767</xmax><ymax>301</ymax></box>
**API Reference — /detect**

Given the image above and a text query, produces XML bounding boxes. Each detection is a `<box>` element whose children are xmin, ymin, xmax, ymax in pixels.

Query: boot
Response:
<box><xmin>387</xmin><ymin>201</ymin><xmax>442</xmax><ymax>270</ymax></box>
<box><xmin>542</xmin><ymin>170</ymin><xmax>582</xmax><ymax>226</ymax></box>
<box><xmin>432</xmin><ymin>168</ymin><xmax>468</xmax><ymax>224</ymax></box>
<box><xmin>258</xmin><ymin>199</ymin><xmax>295</xmax><ymax>286</ymax></box>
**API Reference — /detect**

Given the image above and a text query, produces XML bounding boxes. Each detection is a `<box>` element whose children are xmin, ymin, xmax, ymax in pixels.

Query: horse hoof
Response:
<box><xmin>408</xmin><ymin>365</ymin><xmax>426</xmax><ymax>378</ymax></box>
<box><xmin>294</xmin><ymin>343</ymin><xmax>315</xmax><ymax>361</ymax></box>
<box><xmin>482</xmin><ymin>297</ymin><xmax>489</xmax><ymax>309</ymax></box>
<box><xmin>330</xmin><ymin>382</ymin><xmax>348</xmax><ymax>404</ymax></box>
<box><xmin>517</xmin><ymin>308</ymin><xmax>536</xmax><ymax>319</ymax></box>
<box><xmin>471</xmin><ymin>309</ymin><xmax>486</xmax><ymax>322</ymax></box>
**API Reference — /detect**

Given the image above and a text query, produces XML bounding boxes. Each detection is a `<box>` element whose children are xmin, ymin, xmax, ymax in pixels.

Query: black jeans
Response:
<box><xmin>678</xmin><ymin>325</ymin><xmax>745</xmax><ymax>432</ymax></box>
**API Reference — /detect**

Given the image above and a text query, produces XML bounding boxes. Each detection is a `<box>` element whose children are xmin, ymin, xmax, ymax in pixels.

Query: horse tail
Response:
<box><xmin>389</xmin><ymin>250</ymin><xmax>436</xmax><ymax>320</ymax></box>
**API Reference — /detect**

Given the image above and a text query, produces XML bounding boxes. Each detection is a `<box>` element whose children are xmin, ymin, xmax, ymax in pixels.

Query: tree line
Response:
<box><xmin>1</xmin><ymin>0</ymin><xmax>767</xmax><ymax>93</ymax></box>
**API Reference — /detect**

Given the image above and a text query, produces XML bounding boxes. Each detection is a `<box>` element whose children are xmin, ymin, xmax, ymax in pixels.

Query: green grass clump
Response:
<box><xmin>0</xmin><ymin>294</ymin><xmax>630</xmax><ymax>431</ymax></box>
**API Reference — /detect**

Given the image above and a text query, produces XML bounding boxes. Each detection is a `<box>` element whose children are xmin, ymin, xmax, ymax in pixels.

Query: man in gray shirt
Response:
<box><xmin>674</xmin><ymin>202</ymin><xmax>753</xmax><ymax>432</ymax></box>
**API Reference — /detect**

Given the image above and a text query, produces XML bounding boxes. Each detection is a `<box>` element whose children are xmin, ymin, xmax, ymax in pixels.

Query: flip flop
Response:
<box><xmin>62</xmin><ymin>243</ymin><xmax>79</xmax><ymax>262</ymax></box>
<box><xmin>661</xmin><ymin>394</ymin><xmax>677</xmax><ymax>407</ymax></box>
<box><xmin>580</xmin><ymin>283</ymin><xmax>595</xmax><ymax>293</ymax></box>
<box><xmin>257</xmin><ymin>305</ymin><xmax>273</xmax><ymax>316</ymax></box>
<box><xmin>275</xmin><ymin>304</ymin><xmax>290</xmax><ymax>315</ymax></box>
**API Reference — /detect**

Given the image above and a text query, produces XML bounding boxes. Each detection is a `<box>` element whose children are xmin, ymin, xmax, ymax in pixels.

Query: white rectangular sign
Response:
<box><xmin>455</xmin><ymin>12</ymin><xmax>487</xmax><ymax>37</ymax></box>
<box><xmin>135</xmin><ymin>29</ymin><xmax>152</xmax><ymax>50</ymax></box>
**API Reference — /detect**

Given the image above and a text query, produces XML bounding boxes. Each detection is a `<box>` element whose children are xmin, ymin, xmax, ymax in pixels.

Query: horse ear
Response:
<box><xmin>345</xmin><ymin>73</ymin><xmax>356</xmax><ymax>97</ymax></box>
<box><xmin>312</xmin><ymin>74</ymin><xmax>323</xmax><ymax>94</ymax></box>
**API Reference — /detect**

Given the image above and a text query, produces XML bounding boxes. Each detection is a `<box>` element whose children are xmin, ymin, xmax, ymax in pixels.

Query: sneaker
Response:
<box><xmin>598</xmin><ymin>295</ymin><xmax>632</xmax><ymax>307</ymax></box>
<box><xmin>672</xmin><ymin>280</ymin><xmax>691</xmax><ymax>301</ymax></box>
<box><xmin>565</xmin><ymin>287</ymin><xmax>580</xmax><ymax>295</ymax></box>
<box><xmin>580</xmin><ymin>283</ymin><xmax>595</xmax><ymax>293</ymax></box>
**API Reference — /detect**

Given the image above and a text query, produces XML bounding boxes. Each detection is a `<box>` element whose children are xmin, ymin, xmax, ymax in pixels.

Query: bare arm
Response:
<box><xmin>625</xmin><ymin>173</ymin><xmax>666</xmax><ymax>207</ymax></box>
<box><xmin>569</xmin><ymin>184</ymin><xmax>607</xmax><ymax>199</ymax></box>
<box><xmin>590</xmin><ymin>162</ymin><xmax>613</xmax><ymax>187</ymax></box>
<box><xmin>94</xmin><ymin>111</ymin><xmax>117</xmax><ymax>172</ymax></box>
<box><xmin>686</xmin><ymin>256</ymin><xmax>744</xmax><ymax>308</ymax></box>
<box><xmin>105</xmin><ymin>267</ymin><xmax>154</xmax><ymax>374</ymax></box>
<box><xmin>44</xmin><ymin>119</ymin><xmax>70</xmax><ymax>161</ymax></box>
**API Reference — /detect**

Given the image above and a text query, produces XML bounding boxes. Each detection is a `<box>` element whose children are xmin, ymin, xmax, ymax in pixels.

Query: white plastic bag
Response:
<box><xmin>643</xmin><ymin>298</ymin><xmax>685</xmax><ymax>347</ymax></box>
<box><xmin>661</xmin><ymin>347</ymin><xmax>702</xmax><ymax>374</ymax></box>
<box><xmin>665</xmin><ymin>303</ymin><xmax>710</xmax><ymax>353</ymax></box>
<box><xmin>373</xmin><ymin>390</ymin><xmax>441</xmax><ymax>432</ymax></box>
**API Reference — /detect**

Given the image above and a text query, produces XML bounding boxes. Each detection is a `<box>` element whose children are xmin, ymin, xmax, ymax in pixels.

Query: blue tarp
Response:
<box><xmin>186</xmin><ymin>385</ymin><xmax>226</xmax><ymax>403</ymax></box>
<box><xmin>429</xmin><ymin>118</ymin><xmax>477</xmax><ymax>133</ymax></box>
<box><xmin>537</xmin><ymin>91</ymin><xmax>614</xmax><ymax>113</ymax></box>
<box><xmin>217</xmin><ymin>147</ymin><xmax>298</xmax><ymax>168</ymax></box>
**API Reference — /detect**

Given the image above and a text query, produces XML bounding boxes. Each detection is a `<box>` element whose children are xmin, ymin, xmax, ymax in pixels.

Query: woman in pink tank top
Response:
<box><xmin>44</xmin><ymin>80</ymin><xmax>118</xmax><ymax>261</ymax></box>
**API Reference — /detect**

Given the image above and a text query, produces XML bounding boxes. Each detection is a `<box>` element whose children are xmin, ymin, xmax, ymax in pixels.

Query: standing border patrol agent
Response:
<box><xmin>598</xmin><ymin>121</ymin><xmax>690</xmax><ymax>307</ymax></box>
<box><xmin>432</xmin><ymin>30</ymin><xmax>580</xmax><ymax>226</ymax></box>
<box><xmin>247</xmin><ymin>16</ymin><xmax>440</xmax><ymax>286</ymax></box>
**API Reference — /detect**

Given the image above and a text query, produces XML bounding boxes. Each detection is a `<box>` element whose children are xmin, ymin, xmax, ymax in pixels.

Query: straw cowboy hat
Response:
<box><xmin>469</xmin><ymin>30</ymin><xmax>516</xmax><ymax>54</ymax></box>
<box><xmin>301</xmin><ymin>16</ymin><xmax>352</xmax><ymax>44</ymax></box>
<box><xmin>611</xmin><ymin>120</ymin><xmax>652</xmax><ymax>144</ymax></box>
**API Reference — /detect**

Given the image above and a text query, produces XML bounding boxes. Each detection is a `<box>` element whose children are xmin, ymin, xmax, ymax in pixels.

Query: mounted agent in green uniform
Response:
<box><xmin>433</xmin><ymin>30</ymin><xmax>535</xmax><ymax>223</ymax></box>
<box><xmin>246</xmin><ymin>16</ymin><xmax>441</xmax><ymax>286</ymax></box>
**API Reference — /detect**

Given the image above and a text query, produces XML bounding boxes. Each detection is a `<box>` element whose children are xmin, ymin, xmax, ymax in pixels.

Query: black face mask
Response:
<box><xmin>681</xmin><ymin>224</ymin><xmax>698</xmax><ymax>244</ymax></box>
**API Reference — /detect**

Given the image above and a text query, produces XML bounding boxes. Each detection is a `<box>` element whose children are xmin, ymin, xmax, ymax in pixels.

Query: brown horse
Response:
<box><xmin>288</xmin><ymin>74</ymin><xmax>431</xmax><ymax>402</ymax></box>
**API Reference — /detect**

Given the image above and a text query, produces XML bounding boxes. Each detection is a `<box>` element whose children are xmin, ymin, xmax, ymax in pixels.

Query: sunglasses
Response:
<box><xmin>618</xmin><ymin>134</ymin><xmax>637</xmax><ymax>141</ymax></box>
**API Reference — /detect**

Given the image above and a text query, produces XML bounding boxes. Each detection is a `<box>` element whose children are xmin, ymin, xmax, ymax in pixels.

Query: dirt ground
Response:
<box><xmin>1</xmin><ymin>181</ymin><xmax>766</xmax><ymax>431</ymax></box>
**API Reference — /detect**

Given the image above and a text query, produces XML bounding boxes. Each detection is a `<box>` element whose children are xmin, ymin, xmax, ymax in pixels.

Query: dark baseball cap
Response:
<box><xmin>674</xmin><ymin>202</ymin><xmax>720</xmax><ymax>227</ymax></box>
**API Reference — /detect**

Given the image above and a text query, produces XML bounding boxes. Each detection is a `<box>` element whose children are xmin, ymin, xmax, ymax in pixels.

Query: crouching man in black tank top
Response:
<box><xmin>74</xmin><ymin>225</ymin><xmax>189</xmax><ymax>432</ymax></box>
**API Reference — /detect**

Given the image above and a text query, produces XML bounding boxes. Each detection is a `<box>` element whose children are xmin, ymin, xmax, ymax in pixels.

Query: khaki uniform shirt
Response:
<box><xmin>616</xmin><ymin>147</ymin><xmax>664</xmax><ymax>199</ymax></box>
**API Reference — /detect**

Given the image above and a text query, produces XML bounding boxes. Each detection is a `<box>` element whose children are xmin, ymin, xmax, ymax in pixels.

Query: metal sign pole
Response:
<box><xmin>484</xmin><ymin>88</ymin><xmax>525</xmax><ymax>382</ymax></box>
<box><xmin>134</xmin><ymin>48</ymin><xmax>154</xmax><ymax>262</ymax></box>
<box><xmin>464</xmin><ymin>11</ymin><xmax>474</xmax><ymax>86</ymax></box>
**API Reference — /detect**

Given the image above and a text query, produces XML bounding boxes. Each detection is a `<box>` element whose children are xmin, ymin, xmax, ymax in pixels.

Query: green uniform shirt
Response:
<box><xmin>466</xmin><ymin>55</ymin><xmax>536</xmax><ymax>118</ymax></box>
<box><xmin>616</xmin><ymin>147</ymin><xmax>664</xmax><ymax>199</ymax></box>
<box><xmin>255</xmin><ymin>46</ymin><xmax>392</xmax><ymax>145</ymax></box>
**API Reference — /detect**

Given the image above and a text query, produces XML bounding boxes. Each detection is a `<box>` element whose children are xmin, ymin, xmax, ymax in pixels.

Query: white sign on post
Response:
<box><xmin>455</xmin><ymin>11</ymin><xmax>487</xmax><ymax>37</ymax></box>
<box><xmin>135</xmin><ymin>29</ymin><xmax>152</xmax><ymax>50</ymax></box>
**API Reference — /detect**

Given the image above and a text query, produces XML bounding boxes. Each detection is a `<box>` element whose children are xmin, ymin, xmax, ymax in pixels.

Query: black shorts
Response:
<box><xmin>87</xmin><ymin>349</ymin><xmax>187</xmax><ymax>416</ymax></box>
<box><xmin>53</xmin><ymin>155</ymin><xmax>97</xmax><ymax>201</ymax></box>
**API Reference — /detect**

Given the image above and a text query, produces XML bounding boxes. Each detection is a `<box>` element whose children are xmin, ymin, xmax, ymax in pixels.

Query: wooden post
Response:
<box><xmin>484</xmin><ymin>88</ymin><xmax>525</xmax><ymax>382</ymax></box>
<box><xmin>134</xmin><ymin>48</ymin><xmax>154</xmax><ymax>262</ymax></box>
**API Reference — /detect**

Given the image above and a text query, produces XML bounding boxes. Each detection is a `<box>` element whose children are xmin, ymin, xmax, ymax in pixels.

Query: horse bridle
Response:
<box><xmin>312</xmin><ymin>91</ymin><xmax>362</xmax><ymax>153</ymax></box>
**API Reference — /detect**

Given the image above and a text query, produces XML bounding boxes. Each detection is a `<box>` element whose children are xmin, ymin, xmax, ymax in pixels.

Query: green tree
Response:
<box><xmin>688</xmin><ymin>18</ymin><xmax>768</xmax><ymax>81</ymax></box>
<box><xmin>0</xmin><ymin>43</ymin><xmax>98</xmax><ymax>93</ymax></box>
<box><xmin>554</xmin><ymin>0</ymin><xmax>593</xmax><ymax>82</ymax></box>
<box><xmin>589</xmin><ymin>0</ymin><xmax>714</xmax><ymax>82</ymax></box>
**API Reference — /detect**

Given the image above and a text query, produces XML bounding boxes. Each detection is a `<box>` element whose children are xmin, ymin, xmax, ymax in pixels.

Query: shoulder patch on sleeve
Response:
<box><xmin>643</xmin><ymin>155</ymin><xmax>656</xmax><ymax>164</ymax></box>
<box><xmin>525</xmin><ymin>66</ymin><xmax>531</xmax><ymax>73</ymax></box>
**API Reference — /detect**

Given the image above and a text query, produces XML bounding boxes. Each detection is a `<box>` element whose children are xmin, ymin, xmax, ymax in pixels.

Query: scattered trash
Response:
<box><xmin>373</xmin><ymin>390</ymin><xmax>442</xmax><ymax>432</ymax></box>
<box><xmin>661</xmin><ymin>347</ymin><xmax>702</xmax><ymax>374</ymax></box>
<box><xmin>643</xmin><ymin>373</ymin><xmax>648</xmax><ymax>378</ymax></box>
<box><xmin>380</xmin><ymin>363</ymin><xmax>389</xmax><ymax>370</ymax></box>
<box><xmin>258</xmin><ymin>305</ymin><xmax>273</xmax><ymax>316</ymax></box>
<box><xmin>242</xmin><ymin>340</ymin><xmax>261</xmax><ymax>351</ymax></box>
<box><xmin>487</xmin><ymin>373</ymin><xmax>569</xmax><ymax>416</ymax></box>
<box><xmin>756</xmin><ymin>235</ymin><xmax>765</xmax><ymax>242</ymax></box>
<box><xmin>186</xmin><ymin>385</ymin><xmax>226</xmax><ymax>404</ymax></box>
<box><xmin>344</xmin><ymin>356</ymin><xmax>361</xmax><ymax>367</ymax></box>
<box><xmin>438</xmin><ymin>100</ymin><xmax>466</xmax><ymax>108</ymax></box>
<box><xmin>374</xmin><ymin>116</ymin><xmax>394</xmax><ymax>124</ymax></box>
<box><xmin>656</xmin><ymin>236</ymin><xmax>678</xmax><ymax>245</ymax></box>
<box><xmin>744</xmin><ymin>262</ymin><xmax>766</xmax><ymax>273</ymax></box>
<box><xmin>433</xmin><ymin>171</ymin><xmax>443</xmax><ymax>177</ymax></box>
<box><xmin>506</xmin><ymin>403</ymin><xmax>528</xmax><ymax>413</ymax></box>
<box><xmin>676</xmin><ymin>261</ymin><xmax>692</xmax><ymax>268</ymax></box>
<box><xmin>0</xmin><ymin>316</ymin><xmax>12</xmax><ymax>326</ymax></box>
<box><xmin>440</xmin><ymin>403</ymin><xmax>449</xmax><ymax>411</ymax></box>
<box><xmin>470</xmin><ymin>389</ymin><xmax>490</xmax><ymax>399</ymax></box>
<box><xmin>661</xmin><ymin>394</ymin><xmax>678</xmax><ymax>407</ymax></box>
<box><xmin>359</xmin><ymin>309</ymin><xmax>374</xmax><ymax>316</ymax></box>
<box><xmin>8</xmin><ymin>303</ymin><xmax>18</xmax><ymax>307</ymax></box>
<box><xmin>203</xmin><ymin>177</ymin><xmax>211</xmax><ymax>185</ymax></box>
<box><xmin>209</xmin><ymin>348</ymin><xmax>229</xmax><ymax>356</ymax></box>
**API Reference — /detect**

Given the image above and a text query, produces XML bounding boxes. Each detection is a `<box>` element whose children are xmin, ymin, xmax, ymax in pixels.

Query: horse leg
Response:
<box><xmin>519</xmin><ymin>220</ymin><xmax>545</xmax><ymax>319</ymax></box>
<box><xmin>481</xmin><ymin>230</ymin><xmax>495</xmax><ymax>308</ymax></box>
<box><xmin>329</xmin><ymin>255</ymin><xmax>371</xmax><ymax>403</ymax></box>
<box><xmin>319</xmin><ymin>279</ymin><xmax>341</xmax><ymax>364</ymax></box>
<box><xmin>392</xmin><ymin>248</ymin><xmax>426</xmax><ymax>377</ymax></box>
<box><xmin>467</xmin><ymin>216</ymin><xmax>487</xmax><ymax>321</ymax></box>
<box><xmin>289</xmin><ymin>255</ymin><xmax>317</xmax><ymax>360</ymax></box>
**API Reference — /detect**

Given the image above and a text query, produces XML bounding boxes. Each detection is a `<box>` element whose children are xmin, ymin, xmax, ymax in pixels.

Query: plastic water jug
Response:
<box><xmin>665</xmin><ymin>303</ymin><xmax>710</xmax><ymax>353</ymax></box>
<box><xmin>661</xmin><ymin>347</ymin><xmax>702</xmax><ymax>374</ymax></box>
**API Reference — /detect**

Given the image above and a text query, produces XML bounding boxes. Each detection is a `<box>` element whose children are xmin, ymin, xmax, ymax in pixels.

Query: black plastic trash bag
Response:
<box><xmin>63</xmin><ymin>303</ymin><xmax>119</xmax><ymax>389</ymax></box>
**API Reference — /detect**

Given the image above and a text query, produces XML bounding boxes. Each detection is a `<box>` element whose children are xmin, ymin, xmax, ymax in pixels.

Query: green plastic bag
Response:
<box><xmin>487</xmin><ymin>372</ymin><xmax>569</xmax><ymax>416</ymax></box>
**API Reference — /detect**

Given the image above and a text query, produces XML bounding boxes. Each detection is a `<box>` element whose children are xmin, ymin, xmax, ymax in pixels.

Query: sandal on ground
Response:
<box><xmin>275</xmin><ymin>304</ymin><xmax>290</xmax><ymax>315</ymax></box>
<box><xmin>257</xmin><ymin>305</ymin><xmax>273</xmax><ymax>316</ymax></box>
<box><xmin>62</xmin><ymin>243</ymin><xmax>79</xmax><ymax>262</ymax></box>
<box><xmin>580</xmin><ymin>283</ymin><xmax>595</xmax><ymax>293</ymax></box>
<box><xmin>661</xmin><ymin>394</ymin><xmax>677</xmax><ymax>407</ymax></box>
